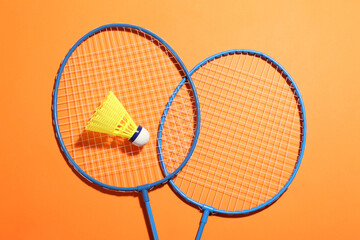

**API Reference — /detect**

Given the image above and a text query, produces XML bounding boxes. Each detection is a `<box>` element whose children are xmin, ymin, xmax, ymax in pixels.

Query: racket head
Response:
<box><xmin>53</xmin><ymin>23</ymin><xmax>200</xmax><ymax>192</ymax></box>
<box><xmin>163</xmin><ymin>50</ymin><xmax>306</xmax><ymax>215</ymax></box>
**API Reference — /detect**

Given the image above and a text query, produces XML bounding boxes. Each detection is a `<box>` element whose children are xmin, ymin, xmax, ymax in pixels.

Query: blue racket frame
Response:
<box><xmin>161</xmin><ymin>49</ymin><xmax>307</xmax><ymax>239</ymax></box>
<box><xmin>52</xmin><ymin>23</ymin><xmax>201</xmax><ymax>240</ymax></box>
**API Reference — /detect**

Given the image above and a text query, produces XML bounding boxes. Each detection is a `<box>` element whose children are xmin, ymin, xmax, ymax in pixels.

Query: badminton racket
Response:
<box><xmin>52</xmin><ymin>23</ymin><xmax>200</xmax><ymax>240</ymax></box>
<box><xmin>161</xmin><ymin>50</ymin><xmax>306</xmax><ymax>239</ymax></box>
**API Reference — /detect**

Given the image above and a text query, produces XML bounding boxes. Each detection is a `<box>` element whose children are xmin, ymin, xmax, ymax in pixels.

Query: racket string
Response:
<box><xmin>183</xmin><ymin>53</ymin><xmax>228</xmax><ymax>201</ymax></box>
<box><xmin>238</xmin><ymin>57</ymin><xmax>287</xmax><ymax>210</ymax></box>
<box><xmin>172</xmin><ymin>53</ymin><xmax>303</xmax><ymax>211</ymax></box>
<box><xmin>57</xmin><ymin>27</ymin><xmax>197</xmax><ymax>188</ymax></box>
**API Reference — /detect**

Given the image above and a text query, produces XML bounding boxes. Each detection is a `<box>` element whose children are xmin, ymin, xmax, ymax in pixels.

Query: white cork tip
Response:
<box><xmin>132</xmin><ymin>127</ymin><xmax>150</xmax><ymax>147</ymax></box>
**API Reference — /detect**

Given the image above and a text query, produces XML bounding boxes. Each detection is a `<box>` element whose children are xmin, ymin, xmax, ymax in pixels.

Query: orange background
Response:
<box><xmin>1</xmin><ymin>0</ymin><xmax>359</xmax><ymax>239</ymax></box>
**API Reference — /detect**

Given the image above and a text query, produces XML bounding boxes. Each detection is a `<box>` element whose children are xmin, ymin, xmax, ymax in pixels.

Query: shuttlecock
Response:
<box><xmin>85</xmin><ymin>91</ymin><xmax>150</xmax><ymax>147</ymax></box>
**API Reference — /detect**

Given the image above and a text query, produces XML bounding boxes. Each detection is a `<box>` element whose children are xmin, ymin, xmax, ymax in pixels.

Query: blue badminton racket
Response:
<box><xmin>161</xmin><ymin>50</ymin><xmax>306</xmax><ymax>239</ymax></box>
<box><xmin>52</xmin><ymin>24</ymin><xmax>200</xmax><ymax>240</ymax></box>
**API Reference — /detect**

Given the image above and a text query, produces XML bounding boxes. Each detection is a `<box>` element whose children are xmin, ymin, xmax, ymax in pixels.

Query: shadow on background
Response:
<box><xmin>75</xmin><ymin>130</ymin><xmax>143</xmax><ymax>156</ymax></box>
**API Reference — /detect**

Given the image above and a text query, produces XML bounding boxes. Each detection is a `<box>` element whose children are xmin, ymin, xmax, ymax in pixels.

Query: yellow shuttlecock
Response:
<box><xmin>85</xmin><ymin>91</ymin><xmax>150</xmax><ymax>147</ymax></box>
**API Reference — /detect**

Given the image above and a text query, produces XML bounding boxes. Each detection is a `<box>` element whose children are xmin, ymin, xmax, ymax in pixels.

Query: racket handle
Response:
<box><xmin>141</xmin><ymin>190</ymin><xmax>159</xmax><ymax>240</ymax></box>
<box><xmin>196</xmin><ymin>209</ymin><xmax>210</xmax><ymax>240</ymax></box>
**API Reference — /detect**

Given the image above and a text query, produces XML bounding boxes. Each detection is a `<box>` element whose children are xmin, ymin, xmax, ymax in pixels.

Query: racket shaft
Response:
<box><xmin>142</xmin><ymin>190</ymin><xmax>159</xmax><ymax>240</ymax></box>
<box><xmin>196</xmin><ymin>209</ymin><xmax>210</xmax><ymax>240</ymax></box>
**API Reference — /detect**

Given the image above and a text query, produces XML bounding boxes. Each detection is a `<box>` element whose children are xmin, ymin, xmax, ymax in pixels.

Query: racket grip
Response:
<box><xmin>141</xmin><ymin>190</ymin><xmax>159</xmax><ymax>240</ymax></box>
<box><xmin>196</xmin><ymin>209</ymin><xmax>210</xmax><ymax>240</ymax></box>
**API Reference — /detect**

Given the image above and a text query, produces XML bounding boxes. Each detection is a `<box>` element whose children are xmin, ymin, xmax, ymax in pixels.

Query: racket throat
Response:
<box><xmin>196</xmin><ymin>207</ymin><xmax>213</xmax><ymax>240</ymax></box>
<box><xmin>200</xmin><ymin>209</ymin><xmax>210</xmax><ymax>224</ymax></box>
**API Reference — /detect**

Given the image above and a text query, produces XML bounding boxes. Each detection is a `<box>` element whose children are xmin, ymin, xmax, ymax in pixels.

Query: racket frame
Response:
<box><xmin>53</xmin><ymin>23</ymin><xmax>201</xmax><ymax>192</ymax></box>
<box><xmin>162</xmin><ymin>49</ymin><xmax>307</xmax><ymax>216</ymax></box>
